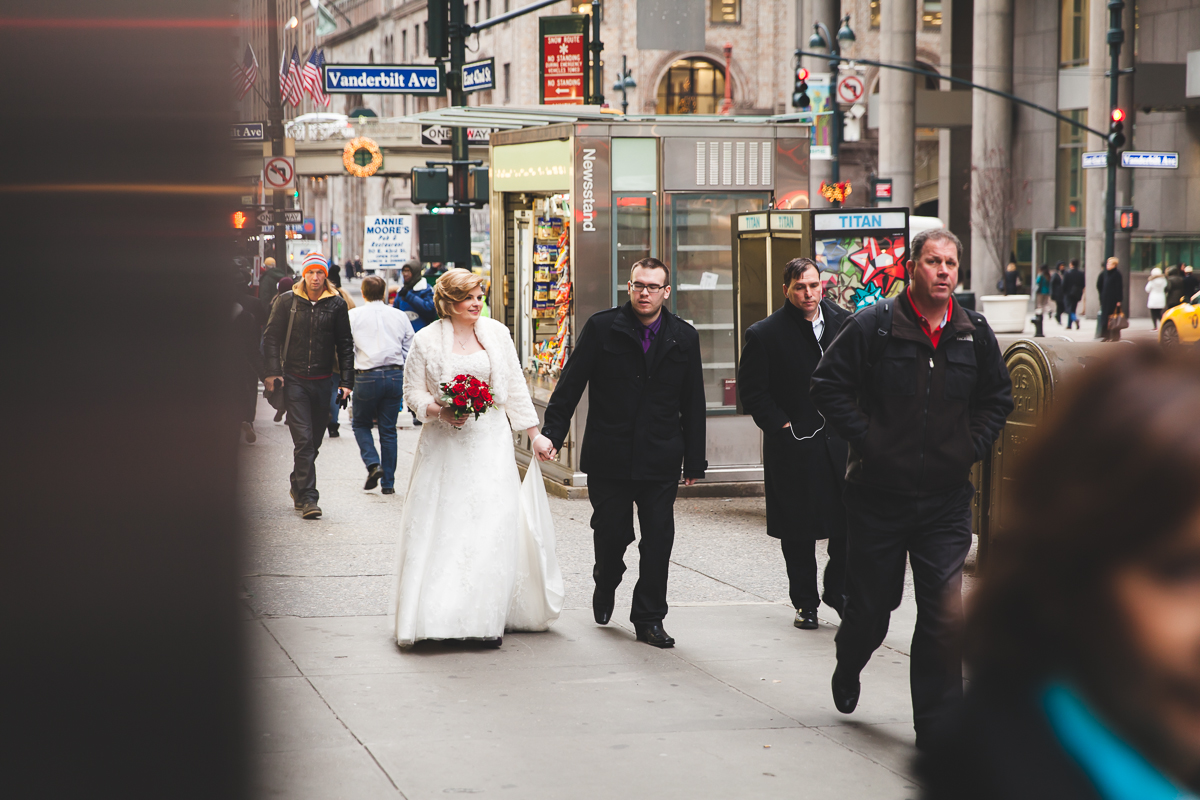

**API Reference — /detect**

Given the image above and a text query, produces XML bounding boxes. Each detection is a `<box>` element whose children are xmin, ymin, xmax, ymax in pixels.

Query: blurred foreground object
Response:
<box><xmin>923</xmin><ymin>344</ymin><xmax>1200</xmax><ymax>799</ymax></box>
<box><xmin>0</xmin><ymin>2</ymin><xmax>246</xmax><ymax>798</ymax></box>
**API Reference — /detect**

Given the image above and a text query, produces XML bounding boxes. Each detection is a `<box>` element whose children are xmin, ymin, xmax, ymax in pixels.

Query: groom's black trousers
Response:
<box><xmin>587</xmin><ymin>477</ymin><xmax>679</xmax><ymax>625</ymax></box>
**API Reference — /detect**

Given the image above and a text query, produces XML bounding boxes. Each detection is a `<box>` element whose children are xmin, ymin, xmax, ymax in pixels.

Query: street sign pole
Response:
<box><xmin>1105</xmin><ymin>0</ymin><xmax>1126</xmax><ymax>262</ymax></box>
<box><xmin>266</xmin><ymin>0</ymin><xmax>288</xmax><ymax>275</ymax></box>
<box><xmin>449</xmin><ymin>0</ymin><xmax>469</xmax><ymax>269</ymax></box>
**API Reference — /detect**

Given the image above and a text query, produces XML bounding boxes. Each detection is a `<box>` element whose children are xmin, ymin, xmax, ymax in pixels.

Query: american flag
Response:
<box><xmin>233</xmin><ymin>44</ymin><xmax>258</xmax><ymax>101</ymax></box>
<box><xmin>286</xmin><ymin>46</ymin><xmax>305</xmax><ymax>107</ymax></box>
<box><xmin>302</xmin><ymin>49</ymin><xmax>331</xmax><ymax>108</ymax></box>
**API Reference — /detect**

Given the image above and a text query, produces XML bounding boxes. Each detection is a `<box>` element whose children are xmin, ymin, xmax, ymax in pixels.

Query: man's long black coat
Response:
<box><xmin>542</xmin><ymin>303</ymin><xmax>707</xmax><ymax>481</ymax></box>
<box><xmin>737</xmin><ymin>298</ymin><xmax>849</xmax><ymax>541</ymax></box>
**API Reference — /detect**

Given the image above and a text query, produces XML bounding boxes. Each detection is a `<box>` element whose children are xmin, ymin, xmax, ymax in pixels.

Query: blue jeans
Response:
<box><xmin>351</xmin><ymin>366</ymin><xmax>404</xmax><ymax>488</ymax></box>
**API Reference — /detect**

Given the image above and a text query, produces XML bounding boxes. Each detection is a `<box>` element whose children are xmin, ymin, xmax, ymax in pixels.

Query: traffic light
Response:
<box><xmin>427</xmin><ymin>0</ymin><xmax>448</xmax><ymax>59</ymax></box>
<box><xmin>792</xmin><ymin>67</ymin><xmax>810</xmax><ymax>109</ymax></box>
<box><xmin>1109</xmin><ymin>108</ymin><xmax>1126</xmax><ymax>148</ymax></box>
<box><xmin>232</xmin><ymin>210</ymin><xmax>248</xmax><ymax>230</ymax></box>
<box><xmin>1117</xmin><ymin>207</ymin><xmax>1139</xmax><ymax>231</ymax></box>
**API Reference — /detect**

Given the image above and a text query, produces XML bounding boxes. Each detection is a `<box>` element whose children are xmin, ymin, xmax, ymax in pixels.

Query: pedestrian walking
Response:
<box><xmin>1096</xmin><ymin>257</ymin><xmax>1124</xmax><ymax>340</ymax></box>
<box><xmin>737</xmin><ymin>257</ymin><xmax>848</xmax><ymax>631</ymax></box>
<box><xmin>260</xmin><ymin>256</ymin><xmax>287</xmax><ymax>309</ymax></box>
<box><xmin>811</xmin><ymin>228</ymin><xmax>1014</xmax><ymax>750</ymax></box>
<box><xmin>1050</xmin><ymin>261</ymin><xmax>1065</xmax><ymax>325</ymax></box>
<box><xmin>323</xmin><ymin>264</ymin><xmax>356</xmax><ymax>438</ymax></box>
<box><xmin>393</xmin><ymin>259</ymin><xmax>437</xmax><ymax>333</ymax></box>
<box><xmin>261</xmin><ymin>251</ymin><xmax>354</xmax><ymax>520</ymax></box>
<box><xmin>1166</xmin><ymin>265</ymin><xmax>1188</xmax><ymax>309</ymax></box>
<box><xmin>1034</xmin><ymin>264</ymin><xmax>1052</xmax><ymax>317</ymax></box>
<box><xmin>1063</xmin><ymin>259</ymin><xmax>1085</xmax><ymax>329</ymax></box>
<box><xmin>348</xmin><ymin>276</ymin><xmax>414</xmax><ymax>495</ymax></box>
<box><xmin>1182</xmin><ymin>264</ymin><xmax>1198</xmax><ymax>299</ymax></box>
<box><xmin>234</xmin><ymin>271</ymin><xmax>265</xmax><ymax>444</ymax></box>
<box><xmin>1003</xmin><ymin>262</ymin><xmax>1022</xmax><ymax>296</ymax></box>
<box><xmin>1145</xmin><ymin>266</ymin><xmax>1167</xmax><ymax>330</ymax></box>
<box><xmin>921</xmin><ymin>345</ymin><xmax>1200</xmax><ymax>800</ymax></box>
<box><xmin>541</xmin><ymin>257</ymin><xmax>707</xmax><ymax>649</ymax></box>
<box><xmin>393</xmin><ymin>269</ymin><xmax>560</xmax><ymax>647</ymax></box>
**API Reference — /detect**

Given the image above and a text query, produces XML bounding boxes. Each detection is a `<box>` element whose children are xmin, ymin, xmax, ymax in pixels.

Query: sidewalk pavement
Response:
<box><xmin>241</xmin><ymin>392</ymin><xmax>942</xmax><ymax>799</ymax></box>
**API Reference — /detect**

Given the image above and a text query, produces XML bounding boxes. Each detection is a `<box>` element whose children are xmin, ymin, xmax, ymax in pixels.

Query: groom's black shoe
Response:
<box><xmin>831</xmin><ymin>666</ymin><xmax>861</xmax><ymax>714</ymax></box>
<box><xmin>593</xmin><ymin>586</ymin><xmax>614</xmax><ymax>625</ymax></box>
<box><xmin>634</xmin><ymin>623</ymin><xmax>675</xmax><ymax>648</ymax></box>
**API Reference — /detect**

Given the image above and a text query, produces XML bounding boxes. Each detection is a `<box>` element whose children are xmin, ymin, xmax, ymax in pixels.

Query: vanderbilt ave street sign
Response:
<box><xmin>323</xmin><ymin>64</ymin><xmax>444</xmax><ymax>95</ymax></box>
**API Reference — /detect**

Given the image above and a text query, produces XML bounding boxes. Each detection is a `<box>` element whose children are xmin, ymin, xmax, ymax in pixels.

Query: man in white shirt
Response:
<box><xmin>349</xmin><ymin>276</ymin><xmax>415</xmax><ymax>494</ymax></box>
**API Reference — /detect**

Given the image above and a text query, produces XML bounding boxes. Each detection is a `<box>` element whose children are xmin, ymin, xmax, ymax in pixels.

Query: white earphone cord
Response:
<box><xmin>786</xmin><ymin>338</ymin><xmax>825</xmax><ymax>442</ymax></box>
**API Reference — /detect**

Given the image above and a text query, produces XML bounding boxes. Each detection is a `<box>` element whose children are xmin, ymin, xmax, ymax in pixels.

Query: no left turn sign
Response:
<box><xmin>836</xmin><ymin>74</ymin><xmax>865</xmax><ymax>105</ymax></box>
<box><xmin>263</xmin><ymin>156</ymin><xmax>295</xmax><ymax>190</ymax></box>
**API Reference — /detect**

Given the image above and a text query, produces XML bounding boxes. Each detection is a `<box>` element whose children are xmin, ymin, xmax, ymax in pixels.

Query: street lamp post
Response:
<box><xmin>806</xmin><ymin>14</ymin><xmax>855</xmax><ymax>186</ymax></box>
<box><xmin>265</xmin><ymin>0</ymin><xmax>292</xmax><ymax>271</ymax></box>
<box><xmin>1104</xmin><ymin>0</ymin><xmax>1126</xmax><ymax>261</ymax></box>
<box><xmin>611</xmin><ymin>55</ymin><xmax>636</xmax><ymax>115</ymax></box>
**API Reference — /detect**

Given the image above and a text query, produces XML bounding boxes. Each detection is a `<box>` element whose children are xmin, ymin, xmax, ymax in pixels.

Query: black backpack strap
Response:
<box><xmin>963</xmin><ymin>308</ymin><xmax>990</xmax><ymax>366</ymax></box>
<box><xmin>865</xmin><ymin>298</ymin><xmax>894</xmax><ymax>367</ymax></box>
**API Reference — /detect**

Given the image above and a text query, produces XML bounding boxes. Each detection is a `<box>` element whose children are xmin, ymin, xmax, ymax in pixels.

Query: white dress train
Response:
<box><xmin>393</xmin><ymin>321</ymin><xmax>562</xmax><ymax>645</ymax></box>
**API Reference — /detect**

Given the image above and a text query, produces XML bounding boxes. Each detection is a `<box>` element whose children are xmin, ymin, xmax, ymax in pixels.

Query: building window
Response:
<box><xmin>711</xmin><ymin>0</ymin><xmax>740</xmax><ymax>24</ymax></box>
<box><xmin>1056</xmin><ymin>109</ymin><xmax>1087</xmax><ymax>228</ymax></box>
<box><xmin>870</xmin><ymin>0</ymin><xmax>881</xmax><ymax>29</ymax></box>
<box><xmin>415</xmin><ymin>25</ymin><xmax>420</xmax><ymax>56</ymax></box>
<box><xmin>1060</xmin><ymin>0</ymin><xmax>1089</xmax><ymax>68</ymax></box>
<box><xmin>923</xmin><ymin>1</ymin><xmax>942</xmax><ymax>30</ymax></box>
<box><xmin>486</xmin><ymin>0</ymin><xmax>491</xmax><ymax>19</ymax></box>
<box><xmin>503</xmin><ymin>62</ymin><xmax>511</xmax><ymax>103</ymax></box>
<box><xmin>402</xmin><ymin>30</ymin><xmax>407</xmax><ymax>61</ymax></box>
<box><xmin>656</xmin><ymin>57</ymin><xmax>726</xmax><ymax>115</ymax></box>
<box><xmin>473</xmin><ymin>1</ymin><xmax>479</xmax><ymax>24</ymax></box>
<box><xmin>504</xmin><ymin>0</ymin><xmax>509</xmax><ymax>12</ymax></box>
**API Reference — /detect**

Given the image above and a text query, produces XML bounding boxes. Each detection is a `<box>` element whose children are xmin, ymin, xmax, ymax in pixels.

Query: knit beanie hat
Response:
<box><xmin>301</xmin><ymin>251</ymin><xmax>328</xmax><ymax>276</ymax></box>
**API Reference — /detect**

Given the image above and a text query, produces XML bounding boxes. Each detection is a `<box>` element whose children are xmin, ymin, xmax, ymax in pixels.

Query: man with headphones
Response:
<box><xmin>737</xmin><ymin>257</ymin><xmax>850</xmax><ymax>631</ymax></box>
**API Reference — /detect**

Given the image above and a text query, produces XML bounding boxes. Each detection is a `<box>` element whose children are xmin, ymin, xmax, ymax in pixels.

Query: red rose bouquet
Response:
<box><xmin>438</xmin><ymin>373</ymin><xmax>496</xmax><ymax>421</ymax></box>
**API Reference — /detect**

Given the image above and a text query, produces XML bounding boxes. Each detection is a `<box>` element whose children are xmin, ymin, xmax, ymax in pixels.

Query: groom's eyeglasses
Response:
<box><xmin>629</xmin><ymin>282</ymin><xmax>666</xmax><ymax>295</ymax></box>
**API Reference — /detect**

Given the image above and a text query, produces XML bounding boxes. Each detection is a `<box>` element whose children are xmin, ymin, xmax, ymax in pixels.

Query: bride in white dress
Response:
<box><xmin>394</xmin><ymin>269</ymin><xmax>560</xmax><ymax>647</ymax></box>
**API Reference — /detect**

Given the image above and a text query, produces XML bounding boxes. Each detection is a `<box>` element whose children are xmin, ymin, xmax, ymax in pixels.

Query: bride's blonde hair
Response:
<box><xmin>433</xmin><ymin>268</ymin><xmax>485</xmax><ymax>318</ymax></box>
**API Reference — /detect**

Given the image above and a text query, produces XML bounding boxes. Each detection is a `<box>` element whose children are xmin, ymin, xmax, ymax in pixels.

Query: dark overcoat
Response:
<box><xmin>542</xmin><ymin>303</ymin><xmax>707</xmax><ymax>482</ymax></box>
<box><xmin>737</xmin><ymin>298</ymin><xmax>849</xmax><ymax>540</ymax></box>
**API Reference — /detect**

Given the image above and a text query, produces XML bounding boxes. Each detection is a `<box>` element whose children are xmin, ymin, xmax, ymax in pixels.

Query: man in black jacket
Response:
<box><xmin>1062</xmin><ymin>258</ymin><xmax>1085</xmax><ymax>330</ymax></box>
<box><xmin>541</xmin><ymin>257</ymin><xmax>706</xmax><ymax>648</ymax></box>
<box><xmin>738</xmin><ymin>257</ymin><xmax>849</xmax><ymax>631</ymax></box>
<box><xmin>810</xmin><ymin>229</ymin><xmax>1013</xmax><ymax>750</ymax></box>
<box><xmin>1096</xmin><ymin>256</ymin><xmax>1124</xmax><ymax>340</ymax></box>
<box><xmin>263</xmin><ymin>252</ymin><xmax>355</xmax><ymax>520</ymax></box>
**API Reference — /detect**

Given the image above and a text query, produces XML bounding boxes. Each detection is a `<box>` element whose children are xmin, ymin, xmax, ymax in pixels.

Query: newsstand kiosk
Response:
<box><xmin>488</xmin><ymin>116</ymin><xmax>812</xmax><ymax>493</ymax></box>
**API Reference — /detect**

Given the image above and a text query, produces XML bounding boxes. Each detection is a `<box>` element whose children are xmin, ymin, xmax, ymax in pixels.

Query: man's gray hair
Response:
<box><xmin>910</xmin><ymin>228</ymin><xmax>963</xmax><ymax>264</ymax></box>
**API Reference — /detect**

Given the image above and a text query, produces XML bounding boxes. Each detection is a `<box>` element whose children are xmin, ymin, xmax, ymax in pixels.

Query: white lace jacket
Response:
<box><xmin>402</xmin><ymin>316</ymin><xmax>541</xmax><ymax>431</ymax></box>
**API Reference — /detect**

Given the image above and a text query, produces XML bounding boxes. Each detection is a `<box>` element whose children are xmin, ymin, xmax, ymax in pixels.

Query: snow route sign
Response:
<box><xmin>540</xmin><ymin>15</ymin><xmax>588</xmax><ymax>106</ymax></box>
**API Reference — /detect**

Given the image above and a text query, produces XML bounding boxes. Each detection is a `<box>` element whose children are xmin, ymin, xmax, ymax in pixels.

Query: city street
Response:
<box><xmin>241</xmin><ymin>393</ymin><xmax>942</xmax><ymax>799</ymax></box>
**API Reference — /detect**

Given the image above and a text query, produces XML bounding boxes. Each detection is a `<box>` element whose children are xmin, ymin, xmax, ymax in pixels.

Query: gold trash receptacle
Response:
<box><xmin>980</xmin><ymin>338</ymin><xmax>1112</xmax><ymax>563</ymax></box>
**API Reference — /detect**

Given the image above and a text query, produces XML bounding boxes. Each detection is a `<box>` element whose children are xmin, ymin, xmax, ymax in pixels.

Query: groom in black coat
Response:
<box><xmin>738</xmin><ymin>258</ymin><xmax>849</xmax><ymax>631</ymax></box>
<box><xmin>541</xmin><ymin>257</ymin><xmax>707</xmax><ymax>648</ymax></box>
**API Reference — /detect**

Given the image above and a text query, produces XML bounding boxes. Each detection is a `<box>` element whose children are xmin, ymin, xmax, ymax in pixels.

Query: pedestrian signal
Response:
<box><xmin>1109</xmin><ymin>108</ymin><xmax>1126</xmax><ymax>148</ymax></box>
<box><xmin>793</xmin><ymin>67</ymin><xmax>810</xmax><ymax>109</ymax></box>
<box><xmin>1117</xmin><ymin>207</ymin><xmax>1139</xmax><ymax>231</ymax></box>
<box><xmin>232</xmin><ymin>210</ymin><xmax>248</xmax><ymax>229</ymax></box>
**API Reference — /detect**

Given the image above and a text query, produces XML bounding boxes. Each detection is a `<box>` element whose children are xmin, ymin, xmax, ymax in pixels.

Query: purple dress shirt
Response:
<box><xmin>639</xmin><ymin>314</ymin><xmax>663</xmax><ymax>353</ymax></box>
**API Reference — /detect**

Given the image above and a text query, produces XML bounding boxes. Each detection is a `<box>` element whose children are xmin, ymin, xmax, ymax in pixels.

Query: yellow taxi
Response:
<box><xmin>1160</xmin><ymin>291</ymin><xmax>1200</xmax><ymax>346</ymax></box>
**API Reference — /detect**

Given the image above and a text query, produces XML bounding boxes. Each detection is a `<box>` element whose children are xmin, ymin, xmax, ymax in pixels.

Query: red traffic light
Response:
<box><xmin>796</xmin><ymin>67</ymin><xmax>809</xmax><ymax>82</ymax></box>
<box><xmin>232</xmin><ymin>211</ymin><xmax>248</xmax><ymax>230</ymax></box>
<box><xmin>1111</xmin><ymin>108</ymin><xmax>1126</xmax><ymax>123</ymax></box>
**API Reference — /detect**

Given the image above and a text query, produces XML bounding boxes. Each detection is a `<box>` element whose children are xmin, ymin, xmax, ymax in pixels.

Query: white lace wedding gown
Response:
<box><xmin>392</xmin><ymin>349</ymin><xmax>561</xmax><ymax>645</ymax></box>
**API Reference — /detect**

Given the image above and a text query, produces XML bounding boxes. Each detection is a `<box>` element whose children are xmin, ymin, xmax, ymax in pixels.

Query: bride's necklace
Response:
<box><xmin>453</xmin><ymin>325</ymin><xmax>475</xmax><ymax>352</ymax></box>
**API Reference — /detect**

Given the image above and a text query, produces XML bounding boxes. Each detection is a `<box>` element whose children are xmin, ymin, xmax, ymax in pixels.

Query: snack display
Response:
<box><xmin>532</xmin><ymin>218</ymin><xmax>573</xmax><ymax>375</ymax></box>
